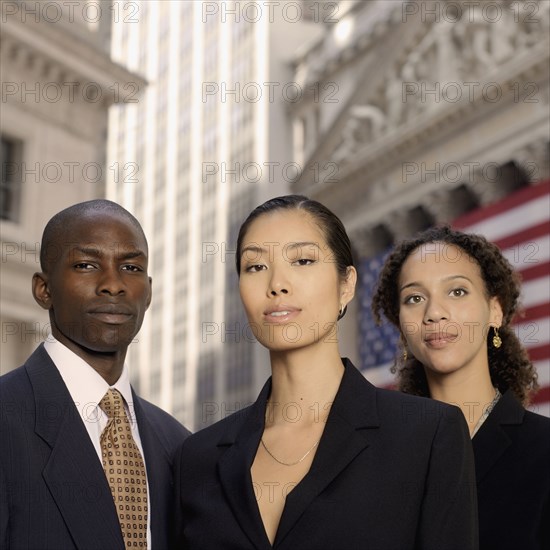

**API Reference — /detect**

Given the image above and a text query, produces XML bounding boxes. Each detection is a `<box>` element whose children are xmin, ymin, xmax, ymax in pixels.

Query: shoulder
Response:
<box><xmin>0</xmin><ymin>364</ymin><xmax>31</xmax><ymax>393</ymax></box>
<box><xmin>135</xmin><ymin>395</ymin><xmax>192</xmax><ymax>441</ymax></box>
<box><xmin>374</xmin><ymin>385</ymin><xmax>465</xmax><ymax>427</ymax></box>
<box><xmin>517</xmin><ymin>407</ymin><xmax>550</xmax><ymax>450</ymax></box>
<box><xmin>0</xmin><ymin>367</ymin><xmax>34</xmax><ymax>433</ymax></box>
<box><xmin>340</xmin><ymin>359</ymin><xmax>465</xmax><ymax>432</ymax></box>
<box><xmin>0</xmin><ymin>365</ymin><xmax>34</xmax><ymax>416</ymax></box>
<box><xmin>0</xmin><ymin>344</ymin><xmax>57</xmax><ymax>400</ymax></box>
<box><xmin>481</xmin><ymin>393</ymin><xmax>550</xmax><ymax>464</ymax></box>
<box><xmin>496</xmin><ymin>390</ymin><xmax>550</xmax><ymax>439</ymax></box>
<box><xmin>523</xmin><ymin>407</ymin><xmax>550</xmax><ymax>429</ymax></box>
<box><xmin>181</xmin><ymin>403</ymin><xmax>255</xmax><ymax>453</ymax></box>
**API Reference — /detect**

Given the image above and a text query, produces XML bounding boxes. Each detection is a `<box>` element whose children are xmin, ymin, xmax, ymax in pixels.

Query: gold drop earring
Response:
<box><xmin>492</xmin><ymin>326</ymin><xmax>502</xmax><ymax>349</ymax></box>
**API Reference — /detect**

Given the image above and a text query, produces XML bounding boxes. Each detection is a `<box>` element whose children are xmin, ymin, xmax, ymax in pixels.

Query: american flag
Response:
<box><xmin>359</xmin><ymin>180</ymin><xmax>550</xmax><ymax>417</ymax></box>
<box><xmin>358</xmin><ymin>251</ymin><xmax>400</xmax><ymax>386</ymax></box>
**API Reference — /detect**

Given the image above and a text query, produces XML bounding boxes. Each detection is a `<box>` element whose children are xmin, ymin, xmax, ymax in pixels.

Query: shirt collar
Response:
<box><xmin>43</xmin><ymin>337</ymin><xmax>136</xmax><ymax>423</ymax></box>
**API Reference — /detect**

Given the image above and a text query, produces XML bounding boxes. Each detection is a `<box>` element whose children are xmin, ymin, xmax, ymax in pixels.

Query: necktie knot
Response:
<box><xmin>99</xmin><ymin>388</ymin><xmax>124</xmax><ymax>420</ymax></box>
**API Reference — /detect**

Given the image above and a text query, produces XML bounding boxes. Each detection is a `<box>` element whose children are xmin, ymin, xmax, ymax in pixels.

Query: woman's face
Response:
<box><xmin>238</xmin><ymin>209</ymin><xmax>356</xmax><ymax>352</ymax></box>
<box><xmin>398</xmin><ymin>242</ymin><xmax>502</xmax><ymax>380</ymax></box>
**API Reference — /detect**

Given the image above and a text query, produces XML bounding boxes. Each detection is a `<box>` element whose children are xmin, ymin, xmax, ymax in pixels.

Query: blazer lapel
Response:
<box><xmin>274</xmin><ymin>360</ymin><xmax>379</xmax><ymax>547</ymax></box>
<box><xmin>217</xmin><ymin>380</ymin><xmax>273</xmax><ymax>550</ymax></box>
<box><xmin>132</xmin><ymin>393</ymin><xmax>173</xmax><ymax>548</ymax></box>
<box><xmin>472</xmin><ymin>390</ymin><xmax>524</xmax><ymax>483</ymax></box>
<box><xmin>27</xmin><ymin>345</ymin><xmax>125</xmax><ymax>550</ymax></box>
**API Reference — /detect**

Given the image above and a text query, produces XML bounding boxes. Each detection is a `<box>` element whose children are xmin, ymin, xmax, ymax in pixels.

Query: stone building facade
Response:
<box><xmin>289</xmin><ymin>0</ymin><xmax>549</xmax><ymax>368</ymax></box>
<box><xmin>1</xmin><ymin>0</ymin><xmax>145</xmax><ymax>371</ymax></box>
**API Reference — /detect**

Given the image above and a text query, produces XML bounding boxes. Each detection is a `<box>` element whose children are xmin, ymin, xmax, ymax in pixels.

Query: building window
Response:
<box><xmin>1</xmin><ymin>135</ymin><xmax>22</xmax><ymax>222</ymax></box>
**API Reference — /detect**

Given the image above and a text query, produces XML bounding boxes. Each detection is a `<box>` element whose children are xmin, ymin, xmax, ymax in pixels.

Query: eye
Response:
<box><xmin>74</xmin><ymin>262</ymin><xmax>96</xmax><ymax>270</ymax></box>
<box><xmin>450</xmin><ymin>288</ymin><xmax>467</xmax><ymax>297</ymax></box>
<box><xmin>403</xmin><ymin>294</ymin><xmax>424</xmax><ymax>305</ymax></box>
<box><xmin>292</xmin><ymin>258</ymin><xmax>315</xmax><ymax>266</ymax></box>
<box><xmin>122</xmin><ymin>264</ymin><xmax>143</xmax><ymax>272</ymax></box>
<box><xmin>244</xmin><ymin>264</ymin><xmax>266</xmax><ymax>273</ymax></box>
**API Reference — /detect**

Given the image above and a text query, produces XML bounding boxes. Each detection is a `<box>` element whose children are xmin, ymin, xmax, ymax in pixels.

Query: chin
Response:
<box><xmin>425</xmin><ymin>363</ymin><xmax>464</xmax><ymax>376</ymax></box>
<box><xmin>82</xmin><ymin>335</ymin><xmax>135</xmax><ymax>354</ymax></box>
<box><xmin>256</xmin><ymin>335</ymin><xmax>305</xmax><ymax>352</ymax></box>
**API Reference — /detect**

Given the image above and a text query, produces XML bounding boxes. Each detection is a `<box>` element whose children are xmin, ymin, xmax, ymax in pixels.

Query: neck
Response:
<box><xmin>267</xmin><ymin>344</ymin><xmax>344</xmax><ymax>427</ymax></box>
<box><xmin>53</xmin><ymin>332</ymin><xmax>126</xmax><ymax>385</ymax></box>
<box><xmin>426</xmin><ymin>367</ymin><xmax>497</xmax><ymax>436</ymax></box>
<box><xmin>88</xmin><ymin>353</ymin><xmax>126</xmax><ymax>386</ymax></box>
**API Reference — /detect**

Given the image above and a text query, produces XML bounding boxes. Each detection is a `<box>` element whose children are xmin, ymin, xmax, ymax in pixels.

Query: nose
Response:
<box><xmin>267</xmin><ymin>265</ymin><xmax>291</xmax><ymax>297</ymax></box>
<box><xmin>270</xmin><ymin>286</ymin><xmax>289</xmax><ymax>296</ymax></box>
<box><xmin>423</xmin><ymin>298</ymin><xmax>448</xmax><ymax>324</ymax></box>
<box><xmin>98</xmin><ymin>265</ymin><xmax>125</xmax><ymax>296</ymax></box>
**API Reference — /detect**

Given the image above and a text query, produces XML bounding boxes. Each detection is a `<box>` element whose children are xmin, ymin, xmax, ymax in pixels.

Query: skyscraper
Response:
<box><xmin>108</xmin><ymin>1</ymin><xmax>322</xmax><ymax>428</ymax></box>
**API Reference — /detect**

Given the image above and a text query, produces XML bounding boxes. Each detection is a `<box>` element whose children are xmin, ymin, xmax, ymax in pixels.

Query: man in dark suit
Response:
<box><xmin>0</xmin><ymin>200</ymin><xmax>190</xmax><ymax>550</ymax></box>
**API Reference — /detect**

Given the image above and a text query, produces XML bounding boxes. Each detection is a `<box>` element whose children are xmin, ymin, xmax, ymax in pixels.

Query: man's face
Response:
<box><xmin>34</xmin><ymin>212</ymin><xmax>152</xmax><ymax>357</ymax></box>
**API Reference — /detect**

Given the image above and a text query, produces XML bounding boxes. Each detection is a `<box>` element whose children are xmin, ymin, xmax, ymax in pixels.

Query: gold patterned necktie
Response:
<box><xmin>99</xmin><ymin>388</ymin><xmax>148</xmax><ymax>549</ymax></box>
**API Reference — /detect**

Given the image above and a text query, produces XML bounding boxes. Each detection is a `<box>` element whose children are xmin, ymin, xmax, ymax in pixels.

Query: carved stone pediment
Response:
<box><xmin>293</xmin><ymin>0</ymin><xmax>550</xmax><ymax>199</ymax></box>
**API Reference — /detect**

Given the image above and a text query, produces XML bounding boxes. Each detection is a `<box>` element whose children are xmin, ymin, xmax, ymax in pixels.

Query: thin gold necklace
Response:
<box><xmin>260</xmin><ymin>437</ymin><xmax>321</xmax><ymax>466</ymax></box>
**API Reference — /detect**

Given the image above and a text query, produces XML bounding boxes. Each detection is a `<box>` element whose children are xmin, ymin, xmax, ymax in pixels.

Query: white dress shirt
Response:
<box><xmin>44</xmin><ymin>338</ymin><xmax>152</xmax><ymax>549</ymax></box>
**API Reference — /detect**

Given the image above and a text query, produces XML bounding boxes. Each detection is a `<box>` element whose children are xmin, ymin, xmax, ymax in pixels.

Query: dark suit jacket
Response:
<box><xmin>0</xmin><ymin>344</ymin><xmax>191</xmax><ymax>550</ymax></box>
<box><xmin>473</xmin><ymin>390</ymin><xmax>550</xmax><ymax>550</ymax></box>
<box><xmin>177</xmin><ymin>359</ymin><xmax>478</xmax><ymax>550</ymax></box>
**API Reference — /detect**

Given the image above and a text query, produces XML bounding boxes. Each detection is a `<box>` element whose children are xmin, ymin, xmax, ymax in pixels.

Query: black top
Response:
<box><xmin>473</xmin><ymin>389</ymin><xmax>550</xmax><ymax>550</ymax></box>
<box><xmin>176</xmin><ymin>359</ymin><xmax>478</xmax><ymax>550</ymax></box>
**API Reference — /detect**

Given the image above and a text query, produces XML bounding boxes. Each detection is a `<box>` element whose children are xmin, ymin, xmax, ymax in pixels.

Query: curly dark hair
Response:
<box><xmin>371</xmin><ymin>225</ymin><xmax>539</xmax><ymax>405</ymax></box>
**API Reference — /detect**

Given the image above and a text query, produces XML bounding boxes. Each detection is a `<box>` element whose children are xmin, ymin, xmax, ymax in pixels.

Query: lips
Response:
<box><xmin>424</xmin><ymin>332</ymin><xmax>455</xmax><ymax>341</ymax></box>
<box><xmin>423</xmin><ymin>331</ymin><xmax>458</xmax><ymax>348</ymax></box>
<box><xmin>88</xmin><ymin>303</ymin><xmax>133</xmax><ymax>324</ymax></box>
<box><xmin>263</xmin><ymin>305</ymin><xmax>301</xmax><ymax>323</ymax></box>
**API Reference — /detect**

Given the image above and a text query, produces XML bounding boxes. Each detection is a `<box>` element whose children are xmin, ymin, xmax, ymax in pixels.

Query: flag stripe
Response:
<box><xmin>519</xmin><ymin>276</ymin><xmax>550</xmax><ymax>309</ymax></box>
<box><xmin>519</xmin><ymin>262</ymin><xmax>549</xmax><ymax>282</ymax></box>
<box><xmin>502</xmin><ymin>235</ymin><xmax>550</xmax><ymax>270</ymax></box>
<box><xmin>493</xmin><ymin>220</ymin><xmax>549</xmax><ymax>250</ymax></box>
<box><xmin>533</xmin><ymin>385</ymin><xmax>550</xmax><ymax>404</ymax></box>
<box><xmin>454</xmin><ymin>181</ymin><xmax>550</xmax><ymax>229</ymax></box>
<box><xmin>526</xmin><ymin>344</ymin><xmax>550</xmax><ymax>362</ymax></box>
<box><xmin>517</xmin><ymin>303</ymin><xmax>550</xmax><ymax>324</ymax></box>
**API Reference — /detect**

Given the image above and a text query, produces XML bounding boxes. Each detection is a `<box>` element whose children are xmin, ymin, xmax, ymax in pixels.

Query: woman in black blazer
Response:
<box><xmin>373</xmin><ymin>225</ymin><xmax>550</xmax><ymax>550</ymax></box>
<box><xmin>177</xmin><ymin>196</ymin><xmax>478</xmax><ymax>549</ymax></box>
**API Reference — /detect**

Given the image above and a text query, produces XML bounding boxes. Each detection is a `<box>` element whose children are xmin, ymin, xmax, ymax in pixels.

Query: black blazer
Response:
<box><xmin>0</xmin><ymin>344</ymin><xmax>191</xmax><ymax>550</ymax></box>
<box><xmin>473</xmin><ymin>389</ymin><xmax>550</xmax><ymax>550</ymax></box>
<box><xmin>177</xmin><ymin>359</ymin><xmax>478</xmax><ymax>549</ymax></box>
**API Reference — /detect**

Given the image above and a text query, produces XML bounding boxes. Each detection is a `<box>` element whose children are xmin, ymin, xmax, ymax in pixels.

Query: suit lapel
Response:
<box><xmin>132</xmin><ymin>393</ymin><xmax>173</xmax><ymax>548</ymax></box>
<box><xmin>27</xmin><ymin>345</ymin><xmax>124</xmax><ymax>550</ymax></box>
<box><xmin>217</xmin><ymin>380</ymin><xmax>273</xmax><ymax>550</ymax></box>
<box><xmin>274</xmin><ymin>361</ymin><xmax>379</xmax><ymax>546</ymax></box>
<box><xmin>216</xmin><ymin>361</ymin><xmax>379</xmax><ymax>549</ymax></box>
<box><xmin>472</xmin><ymin>390</ymin><xmax>524</xmax><ymax>483</ymax></box>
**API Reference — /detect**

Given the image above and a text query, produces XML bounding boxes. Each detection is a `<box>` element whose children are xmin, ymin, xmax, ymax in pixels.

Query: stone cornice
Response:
<box><xmin>292</xmin><ymin>1</ymin><xmax>404</xmax><ymax>88</ymax></box>
<box><xmin>294</xmin><ymin>41</ymin><xmax>549</xmax><ymax>200</ymax></box>
<box><xmin>1</xmin><ymin>16</ymin><xmax>146</xmax><ymax>103</ymax></box>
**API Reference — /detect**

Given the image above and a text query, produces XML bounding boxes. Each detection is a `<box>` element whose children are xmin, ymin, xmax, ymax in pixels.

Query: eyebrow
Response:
<box><xmin>240</xmin><ymin>241</ymin><xmax>321</xmax><ymax>257</ymax></box>
<box><xmin>240</xmin><ymin>245</ymin><xmax>265</xmax><ymax>257</ymax></box>
<box><xmin>72</xmin><ymin>247</ymin><xmax>146</xmax><ymax>260</ymax></box>
<box><xmin>285</xmin><ymin>241</ymin><xmax>322</xmax><ymax>252</ymax></box>
<box><xmin>399</xmin><ymin>275</ymin><xmax>473</xmax><ymax>292</ymax></box>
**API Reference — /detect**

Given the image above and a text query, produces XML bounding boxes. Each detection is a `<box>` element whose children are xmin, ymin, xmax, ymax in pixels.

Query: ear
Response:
<box><xmin>340</xmin><ymin>266</ymin><xmax>357</xmax><ymax>308</ymax></box>
<box><xmin>145</xmin><ymin>276</ymin><xmax>153</xmax><ymax>310</ymax></box>
<box><xmin>32</xmin><ymin>272</ymin><xmax>52</xmax><ymax>310</ymax></box>
<box><xmin>489</xmin><ymin>296</ymin><xmax>503</xmax><ymax>328</ymax></box>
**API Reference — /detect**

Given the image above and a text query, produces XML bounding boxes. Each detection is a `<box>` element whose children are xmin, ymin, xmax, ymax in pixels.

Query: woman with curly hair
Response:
<box><xmin>372</xmin><ymin>225</ymin><xmax>550</xmax><ymax>550</ymax></box>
